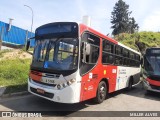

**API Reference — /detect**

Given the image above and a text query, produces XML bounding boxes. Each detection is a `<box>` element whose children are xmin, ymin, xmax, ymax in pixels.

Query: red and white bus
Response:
<box><xmin>26</xmin><ymin>22</ymin><xmax>141</xmax><ymax>103</ymax></box>
<box><xmin>143</xmin><ymin>47</ymin><xmax>160</xmax><ymax>92</ymax></box>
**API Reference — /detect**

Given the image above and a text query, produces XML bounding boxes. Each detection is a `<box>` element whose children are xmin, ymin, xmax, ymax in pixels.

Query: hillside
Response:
<box><xmin>114</xmin><ymin>32</ymin><xmax>160</xmax><ymax>53</ymax></box>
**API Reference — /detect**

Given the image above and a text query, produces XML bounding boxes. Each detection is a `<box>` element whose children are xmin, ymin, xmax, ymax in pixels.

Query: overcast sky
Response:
<box><xmin>1</xmin><ymin>0</ymin><xmax>160</xmax><ymax>35</ymax></box>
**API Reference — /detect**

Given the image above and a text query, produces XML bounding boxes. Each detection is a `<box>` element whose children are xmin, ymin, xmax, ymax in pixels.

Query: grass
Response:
<box><xmin>0</xmin><ymin>58</ymin><xmax>31</xmax><ymax>94</ymax></box>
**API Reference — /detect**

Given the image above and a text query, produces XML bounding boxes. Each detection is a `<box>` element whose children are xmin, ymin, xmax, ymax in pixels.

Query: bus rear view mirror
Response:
<box><xmin>85</xmin><ymin>43</ymin><xmax>91</xmax><ymax>55</ymax></box>
<box><xmin>140</xmin><ymin>57</ymin><xmax>144</xmax><ymax>68</ymax></box>
<box><xmin>81</xmin><ymin>42</ymin><xmax>91</xmax><ymax>63</ymax></box>
<box><xmin>26</xmin><ymin>40</ymin><xmax>30</xmax><ymax>51</ymax></box>
<box><xmin>26</xmin><ymin>37</ymin><xmax>35</xmax><ymax>51</ymax></box>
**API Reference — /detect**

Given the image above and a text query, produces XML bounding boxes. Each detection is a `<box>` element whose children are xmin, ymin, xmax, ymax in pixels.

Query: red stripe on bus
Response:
<box><xmin>147</xmin><ymin>78</ymin><xmax>160</xmax><ymax>86</ymax></box>
<box><xmin>29</xmin><ymin>71</ymin><xmax>42</xmax><ymax>81</ymax></box>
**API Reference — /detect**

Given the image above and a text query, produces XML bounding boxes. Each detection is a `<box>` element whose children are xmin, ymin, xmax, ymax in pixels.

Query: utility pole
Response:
<box><xmin>24</xmin><ymin>5</ymin><xmax>34</xmax><ymax>38</ymax></box>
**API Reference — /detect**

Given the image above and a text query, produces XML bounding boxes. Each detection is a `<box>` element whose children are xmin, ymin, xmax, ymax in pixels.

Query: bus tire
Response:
<box><xmin>94</xmin><ymin>81</ymin><xmax>107</xmax><ymax>104</ymax></box>
<box><xmin>127</xmin><ymin>77</ymin><xmax>133</xmax><ymax>91</ymax></box>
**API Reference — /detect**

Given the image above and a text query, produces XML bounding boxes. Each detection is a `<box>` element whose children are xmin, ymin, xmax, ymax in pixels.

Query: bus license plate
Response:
<box><xmin>37</xmin><ymin>88</ymin><xmax>45</xmax><ymax>94</ymax></box>
<box><xmin>41</xmin><ymin>78</ymin><xmax>55</xmax><ymax>84</ymax></box>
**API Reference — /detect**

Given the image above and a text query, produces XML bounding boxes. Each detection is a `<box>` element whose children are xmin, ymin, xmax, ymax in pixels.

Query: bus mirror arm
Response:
<box><xmin>26</xmin><ymin>37</ymin><xmax>35</xmax><ymax>51</ymax></box>
<box><xmin>140</xmin><ymin>57</ymin><xmax>144</xmax><ymax>68</ymax></box>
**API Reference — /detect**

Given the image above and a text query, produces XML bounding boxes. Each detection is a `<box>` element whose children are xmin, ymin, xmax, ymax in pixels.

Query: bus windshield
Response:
<box><xmin>32</xmin><ymin>38</ymin><xmax>78</xmax><ymax>71</ymax></box>
<box><xmin>145</xmin><ymin>55</ymin><xmax>160</xmax><ymax>76</ymax></box>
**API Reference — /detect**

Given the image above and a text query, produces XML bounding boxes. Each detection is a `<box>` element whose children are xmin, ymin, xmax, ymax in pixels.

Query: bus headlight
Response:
<box><xmin>70</xmin><ymin>79</ymin><xmax>76</xmax><ymax>83</ymax></box>
<box><xmin>57</xmin><ymin>84</ymin><xmax>61</xmax><ymax>90</ymax></box>
<box><xmin>67</xmin><ymin>81</ymin><xmax>72</xmax><ymax>86</ymax></box>
<box><xmin>62</xmin><ymin>83</ymin><xmax>67</xmax><ymax>88</ymax></box>
<box><xmin>57</xmin><ymin>79</ymin><xmax>76</xmax><ymax>90</ymax></box>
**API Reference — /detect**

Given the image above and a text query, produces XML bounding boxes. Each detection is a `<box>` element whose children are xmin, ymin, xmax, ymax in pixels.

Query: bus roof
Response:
<box><xmin>145</xmin><ymin>47</ymin><xmax>160</xmax><ymax>56</ymax></box>
<box><xmin>118</xmin><ymin>42</ymin><xmax>140</xmax><ymax>55</ymax></box>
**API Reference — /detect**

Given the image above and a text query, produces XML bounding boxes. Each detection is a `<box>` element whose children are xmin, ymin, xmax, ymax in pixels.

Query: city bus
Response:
<box><xmin>143</xmin><ymin>47</ymin><xmax>160</xmax><ymax>92</ymax></box>
<box><xmin>26</xmin><ymin>22</ymin><xmax>141</xmax><ymax>104</ymax></box>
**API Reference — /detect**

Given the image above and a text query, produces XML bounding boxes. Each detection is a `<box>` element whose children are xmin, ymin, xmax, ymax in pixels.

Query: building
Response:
<box><xmin>0</xmin><ymin>20</ymin><xmax>35</xmax><ymax>48</ymax></box>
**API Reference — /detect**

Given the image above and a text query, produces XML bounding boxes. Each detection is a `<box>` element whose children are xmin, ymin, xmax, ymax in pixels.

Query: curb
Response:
<box><xmin>0</xmin><ymin>86</ymin><xmax>6</xmax><ymax>96</ymax></box>
<box><xmin>1</xmin><ymin>91</ymin><xmax>30</xmax><ymax>98</ymax></box>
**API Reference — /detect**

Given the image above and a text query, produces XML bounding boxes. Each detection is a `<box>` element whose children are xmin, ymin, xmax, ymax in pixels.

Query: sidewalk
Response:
<box><xmin>0</xmin><ymin>87</ymin><xmax>6</xmax><ymax>96</ymax></box>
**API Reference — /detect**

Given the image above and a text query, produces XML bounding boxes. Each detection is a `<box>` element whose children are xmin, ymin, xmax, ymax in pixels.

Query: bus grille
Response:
<box><xmin>30</xmin><ymin>87</ymin><xmax>54</xmax><ymax>99</ymax></box>
<box><xmin>44</xmin><ymin>73</ymin><xmax>60</xmax><ymax>78</ymax></box>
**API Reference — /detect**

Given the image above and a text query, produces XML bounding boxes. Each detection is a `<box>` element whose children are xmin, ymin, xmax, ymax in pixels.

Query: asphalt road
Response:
<box><xmin>0</xmin><ymin>83</ymin><xmax>160</xmax><ymax>119</ymax></box>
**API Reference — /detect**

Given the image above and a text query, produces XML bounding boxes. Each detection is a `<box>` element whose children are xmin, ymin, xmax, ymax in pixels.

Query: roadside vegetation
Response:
<box><xmin>111</xmin><ymin>1</ymin><xmax>160</xmax><ymax>53</ymax></box>
<box><xmin>0</xmin><ymin>49</ymin><xmax>32</xmax><ymax>94</ymax></box>
<box><xmin>114</xmin><ymin>31</ymin><xmax>160</xmax><ymax>53</ymax></box>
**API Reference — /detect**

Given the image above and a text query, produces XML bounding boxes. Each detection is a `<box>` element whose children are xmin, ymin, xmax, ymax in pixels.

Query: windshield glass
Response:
<box><xmin>32</xmin><ymin>38</ymin><xmax>78</xmax><ymax>71</ymax></box>
<box><xmin>145</xmin><ymin>55</ymin><xmax>160</xmax><ymax>76</ymax></box>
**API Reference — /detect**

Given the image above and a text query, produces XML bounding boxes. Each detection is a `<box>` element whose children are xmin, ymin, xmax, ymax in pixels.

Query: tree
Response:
<box><xmin>129</xmin><ymin>17</ymin><xmax>139</xmax><ymax>34</ymax></box>
<box><xmin>111</xmin><ymin>0</ymin><xmax>139</xmax><ymax>35</ymax></box>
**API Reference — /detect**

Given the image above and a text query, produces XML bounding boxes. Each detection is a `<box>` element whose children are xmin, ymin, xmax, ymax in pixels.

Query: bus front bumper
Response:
<box><xmin>143</xmin><ymin>81</ymin><xmax>160</xmax><ymax>93</ymax></box>
<box><xmin>28</xmin><ymin>79</ymin><xmax>81</xmax><ymax>103</ymax></box>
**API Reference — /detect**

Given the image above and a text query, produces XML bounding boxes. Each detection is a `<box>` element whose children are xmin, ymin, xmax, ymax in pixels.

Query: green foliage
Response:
<box><xmin>115</xmin><ymin>32</ymin><xmax>160</xmax><ymax>53</ymax></box>
<box><xmin>0</xmin><ymin>59</ymin><xmax>31</xmax><ymax>86</ymax></box>
<box><xmin>129</xmin><ymin>17</ymin><xmax>139</xmax><ymax>34</ymax></box>
<box><xmin>111</xmin><ymin>0</ymin><xmax>139</xmax><ymax>35</ymax></box>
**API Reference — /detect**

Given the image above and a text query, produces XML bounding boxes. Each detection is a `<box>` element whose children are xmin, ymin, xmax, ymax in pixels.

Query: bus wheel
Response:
<box><xmin>94</xmin><ymin>81</ymin><xmax>107</xmax><ymax>104</ymax></box>
<box><xmin>127</xmin><ymin>77</ymin><xmax>133</xmax><ymax>91</ymax></box>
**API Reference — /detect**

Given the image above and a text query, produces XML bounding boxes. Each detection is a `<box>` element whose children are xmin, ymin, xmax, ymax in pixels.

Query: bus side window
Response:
<box><xmin>115</xmin><ymin>46</ymin><xmax>123</xmax><ymax>66</ymax></box>
<box><xmin>103</xmin><ymin>41</ymin><xmax>112</xmax><ymax>53</ymax></box>
<box><xmin>102</xmin><ymin>53</ymin><xmax>114</xmax><ymax>64</ymax></box>
<box><xmin>81</xmin><ymin>33</ymin><xmax>100</xmax><ymax>64</ymax></box>
<box><xmin>102</xmin><ymin>40</ymin><xmax>114</xmax><ymax>64</ymax></box>
<box><xmin>85</xmin><ymin>45</ymin><xmax>99</xmax><ymax>63</ymax></box>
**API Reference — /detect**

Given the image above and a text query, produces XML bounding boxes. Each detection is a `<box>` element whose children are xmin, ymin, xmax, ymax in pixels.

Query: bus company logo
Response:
<box><xmin>119</xmin><ymin>69</ymin><xmax>126</xmax><ymax>74</ymax></box>
<box><xmin>88</xmin><ymin>85</ymin><xmax>93</xmax><ymax>90</ymax></box>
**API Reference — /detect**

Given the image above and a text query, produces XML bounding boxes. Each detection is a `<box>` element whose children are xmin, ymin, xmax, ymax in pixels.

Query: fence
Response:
<box><xmin>0</xmin><ymin>21</ymin><xmax>35</xmax><ymax>47</ymax></box>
